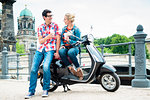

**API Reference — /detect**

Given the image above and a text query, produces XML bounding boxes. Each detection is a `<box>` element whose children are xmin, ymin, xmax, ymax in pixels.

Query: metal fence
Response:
<box><xmin>97</xmin><ymin>42</ymin><xmax>134</xmax><ymax>78</ymax></box>
<box><xmin>0</xmin><ymin>44</ymin><xmax>36</xmax><ymax>80</ymax></box>
<box><xmin>7</xmin><ymin>53</ymin><xmax>30</xmax><ymax>80</ymax></box>
<box><xmin>97</xmin><ymin>41</ymin><xmax>150</xmax><ymax>78</ymax></box>
<box><xmin>1</xmin><ymin>26</ymin><xmax>150</xmax><ymax>82</ymax></box>
<box><xmin>0</xmin><ymin>41</ymin><xmax>150</xmax><ymax>80</ymax></box>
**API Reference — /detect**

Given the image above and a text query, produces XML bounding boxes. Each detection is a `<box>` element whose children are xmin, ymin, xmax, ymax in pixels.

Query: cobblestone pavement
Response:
<box><xmin>0</xmin><ymin>79</ymin><xmax>150</xmax><ymax>100</ymax></box>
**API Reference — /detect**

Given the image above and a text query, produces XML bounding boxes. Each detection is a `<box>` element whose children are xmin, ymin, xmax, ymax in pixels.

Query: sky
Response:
<box><xmin>1</xmin><ymin>0</ymin><xmax>150</xmax><ymax>38</ymax></box>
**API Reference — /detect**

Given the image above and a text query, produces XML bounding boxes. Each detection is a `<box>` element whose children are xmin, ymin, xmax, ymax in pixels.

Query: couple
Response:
<box><xmin>25</xmin><ymin>9</ymin><xmax>83</xmax><ymax>99</ymax></box>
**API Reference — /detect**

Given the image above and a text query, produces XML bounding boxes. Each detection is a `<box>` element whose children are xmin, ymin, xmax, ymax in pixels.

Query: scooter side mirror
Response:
<box><xmin>87</xmin><ymin>34</ymin><xmax>94</xmax><ymax>43</ymax></box>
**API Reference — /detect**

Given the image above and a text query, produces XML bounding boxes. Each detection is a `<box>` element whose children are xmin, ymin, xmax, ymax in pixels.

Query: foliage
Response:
<box><xmin>128</xmin><ymin>36</ymin><xmax>135</xmax><ymax>56</ymax></box>
<box><xmin>94</xmin><ymin>34</ymin><xmax>150</xmax><ymax>59</ymax></box>
<box><xmin>145</xmin><ymin>45</ymin><xmax>150</xmax><ymax>59</ymax></box>
<box><xmin>111</xmin><ymin>35</ymin><xmax>130</xmax><ymax>54</ymax></box>
<box><xmin>80</xmin><ymin>44</ymin><xmax>87</xmax><ymax>53</ymax></box>
<box><xmin>16</xmin><ymin>40</ymin><xmax>25</xmax><ymax>54</ymax></box>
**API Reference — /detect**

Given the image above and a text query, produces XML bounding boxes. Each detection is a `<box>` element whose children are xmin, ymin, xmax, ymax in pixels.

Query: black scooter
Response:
<box><xmin>38</xmin><ymin>34</ymin><xmax>120</xmax><ymax>92</ymax></box>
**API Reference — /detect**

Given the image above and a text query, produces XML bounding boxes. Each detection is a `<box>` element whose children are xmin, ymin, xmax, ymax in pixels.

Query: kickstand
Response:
<box><xmin>63</xmin><ymin>84</ymin><xmax>71</xmax><ymax>92</ymax></box>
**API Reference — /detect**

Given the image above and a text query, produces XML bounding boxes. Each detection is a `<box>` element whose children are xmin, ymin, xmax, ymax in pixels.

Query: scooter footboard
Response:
<box><xmin>100</xmin><ymin>64</ymin><xmax>116</xmax><ymax>74</ymax></box>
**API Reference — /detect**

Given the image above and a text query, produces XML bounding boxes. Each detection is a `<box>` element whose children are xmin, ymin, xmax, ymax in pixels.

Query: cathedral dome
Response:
<box><xmin>20</xmin><ymin>8</ymin><xmax>32</xmax><ymax>17</ymax></box>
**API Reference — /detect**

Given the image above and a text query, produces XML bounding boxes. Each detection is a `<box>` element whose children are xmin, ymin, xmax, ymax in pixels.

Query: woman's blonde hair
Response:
<box><xmin>65</xmin><ymin>13</ymin><xmax>75</xmax><ymax>22</ymax></box>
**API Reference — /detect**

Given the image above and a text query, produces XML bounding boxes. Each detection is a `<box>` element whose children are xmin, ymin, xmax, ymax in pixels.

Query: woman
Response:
<box><xmin>59</xmin><ymin>13</ymin><xmax>83</xmax><ymax>80</ymax></box>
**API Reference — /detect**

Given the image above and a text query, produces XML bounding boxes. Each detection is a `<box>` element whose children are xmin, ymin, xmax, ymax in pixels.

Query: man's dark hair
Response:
<box><xmin>42</xmin><ymin>9</ymin><xmax>52</xmax><ymax>17</ymax></box>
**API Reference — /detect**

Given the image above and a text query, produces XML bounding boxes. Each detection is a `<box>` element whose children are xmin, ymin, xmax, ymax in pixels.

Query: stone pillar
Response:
<box><xmin>0</xmin><ymin>47</ymin><xmax>10</xmax><ymax>79</ymax></box>
<box><xmin>132</xmin><ymin>25</ymin><xmax>150</xmax><ymax>87</ymax></box>
<box><xmin>0</xmin><ymin>0</ymin><xmax>16</xmax><ymax>52</ymax></box>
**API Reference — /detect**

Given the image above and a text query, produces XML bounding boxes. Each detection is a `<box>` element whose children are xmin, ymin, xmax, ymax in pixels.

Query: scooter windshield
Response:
<box><xmin>87</xmin><ymin>44</ymin><xmax>105</xmax><ymax>63</ymax></box>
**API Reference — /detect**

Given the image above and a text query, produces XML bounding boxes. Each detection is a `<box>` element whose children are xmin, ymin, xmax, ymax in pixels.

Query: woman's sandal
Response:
<box><xmin>76</xmin><ymin>68</ymin><xmax>83</xmax><ymax>80</ymax></box>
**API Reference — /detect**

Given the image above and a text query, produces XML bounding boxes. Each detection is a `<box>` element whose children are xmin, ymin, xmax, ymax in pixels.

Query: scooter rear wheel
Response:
<box><xmin>100</xmin><ymin>72</ymin><xmax>120</xmax><ymax>92</ymax></box>
<box><xmin>40</xmin><ymin>76</ymin><xmax>58</xmax><ymax>92</ymax></box>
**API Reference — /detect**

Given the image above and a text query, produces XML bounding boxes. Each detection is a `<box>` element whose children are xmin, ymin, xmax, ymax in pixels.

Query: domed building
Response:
<box><xmin>16</xmin><ymin>6</ymin><xmax>37</xmax><ymax>52</ymax></box>
<box><xmin>17</xmin><ymin>6</ymin><xmax>35</xmax><ymax>36</ymax></box>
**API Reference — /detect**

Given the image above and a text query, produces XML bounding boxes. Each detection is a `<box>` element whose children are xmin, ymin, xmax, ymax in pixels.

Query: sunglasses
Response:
<box><xmin>46</xmin><ymin>15</ymin><xmax>53</xmax><ymax>17</ymax></box>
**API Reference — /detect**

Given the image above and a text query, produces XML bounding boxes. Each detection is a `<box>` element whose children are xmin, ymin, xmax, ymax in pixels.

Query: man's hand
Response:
<box><xmin>38</xmin><ymin>33</ymin><xmax>55</xmax><ymax>44</ymax></box>
<box><xmin>47</xmin><ymin>33</ymin><xmax>55</xmax><ymax>39</ymax></box>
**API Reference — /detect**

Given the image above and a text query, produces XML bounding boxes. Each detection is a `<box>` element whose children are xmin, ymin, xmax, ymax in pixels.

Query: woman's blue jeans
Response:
<box><xmin>59</xmin><ymin>47</ymin><xmax>80</xmax><ymax>68</ymax></box>
<box><xmin>29</xmin><ymin>49</ymin><xmax>54</xmax><ymax>93</ymax></box>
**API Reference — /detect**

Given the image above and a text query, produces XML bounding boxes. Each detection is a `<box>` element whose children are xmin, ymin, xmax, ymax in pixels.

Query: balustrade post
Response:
<box><xmin>128</xmin><ymin>43</ymin><xmax>132</xmax><ymax>76</ymax></box>
<box><xmin>100</xmin><ymin>44</ymin><xmax>104</xmax><ymax>56</ymax></box>
<box><xmin>0</xmin><ymin>47</ymin><xmax>10</xmax><ymax>79</ymax></box>
<box><xmin>132</xmin><ymin>25</ymin><xmax>150</xmax><ymax>87</ymax></box>
<box><xmin>16</xmin><ymin>53</ymin><xmax>19</xmax><ymax>80</ymax></box>
<box><xmin>28</xmin><ymin>43</ymin><xmax>36</xmax><ymax>80</ymax></box>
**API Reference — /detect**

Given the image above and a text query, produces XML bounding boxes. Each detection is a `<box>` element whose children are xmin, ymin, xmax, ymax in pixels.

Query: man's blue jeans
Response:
<box><xmin>29</xmin><ymin>49</ymin><xmax>54</xmax><ymax>93</ymax></box>
<box><xmin>59</xmin><ymin>47</ymin><xmax>80</xmax><ymax>68</ymax></box>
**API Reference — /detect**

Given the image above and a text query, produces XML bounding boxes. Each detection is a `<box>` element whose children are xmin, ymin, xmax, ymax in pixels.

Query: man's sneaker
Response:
<box><xmin>24</xmin><ymin>92</ymin><xmax>34</xmax><ymax>99</ymax></box>
<box><xmin>42</xmin><ymin>90</ymin><xmax>48</xmax><ymax>97</ymax></box>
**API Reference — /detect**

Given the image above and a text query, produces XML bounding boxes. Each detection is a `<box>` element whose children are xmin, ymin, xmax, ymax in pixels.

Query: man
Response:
<box><xmin>25</xmin><ymin>9</ymin><xmax>60</xmax><ymax>99</ymax></box>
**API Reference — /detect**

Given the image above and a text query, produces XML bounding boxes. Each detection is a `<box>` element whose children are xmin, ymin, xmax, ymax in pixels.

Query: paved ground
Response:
<box><xmin>0</xmin><ymin>79</ymin><xmax>150</xmax><ymax>100</ymax></box>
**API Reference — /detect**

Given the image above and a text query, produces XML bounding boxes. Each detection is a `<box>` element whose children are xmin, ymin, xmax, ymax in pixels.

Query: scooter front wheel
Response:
<box><xmin>40</xmin><ymin>76</ymin><xmax>58</xmax><ymax>92</ymax></box>
<box><xmin>100</xmin><ymin>72</ymin><xmax>120</xmax><ymax>92</ymax></box>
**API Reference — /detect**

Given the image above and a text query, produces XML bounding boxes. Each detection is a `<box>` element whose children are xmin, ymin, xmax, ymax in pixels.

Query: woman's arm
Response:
<box><xmin>69</xmin><ymin>27</ymin><xmax>81</xmax><ymax>44</ymax></box>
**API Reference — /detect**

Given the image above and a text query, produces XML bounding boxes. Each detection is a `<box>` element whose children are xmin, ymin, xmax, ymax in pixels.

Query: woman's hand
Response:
<box><xmin>64</xmin><ymin>33</ymin><xmax>70</xmax><ymax>42</ymax></box>
<box><xmin>65</xmin><ymin>36</ymin><xmax>70</xmax><ymax>42</ymax></box>
<box><xmin>54</xmin><ymin>52</ymin><xmax>60</xmax><ymax>59</ymax></box>
<box><xmin>60</xmin><ymin>46</ymin><xmax>65</xmax><ymax>49</ymax></box>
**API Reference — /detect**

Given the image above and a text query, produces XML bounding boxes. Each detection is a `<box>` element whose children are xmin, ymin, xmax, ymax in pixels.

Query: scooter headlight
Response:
<box><xmin>87</xmin><ymin>34</ymin><xmax>94</xmax><ymax>43</ymax></box>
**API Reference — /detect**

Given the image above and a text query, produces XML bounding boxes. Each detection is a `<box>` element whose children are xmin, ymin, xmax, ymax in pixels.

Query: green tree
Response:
<box><xmin>16</xmin><ymin>40</ymin><xmax>25</xmax><ymax>54</ymax></box>
<box><xmin>128</xmin><ymin>36</ymin><xmax>135</xmax><ymax>56</ymax></box>
<box><xmin>94</xmin><ymin>34</ymin><xmax>150</xmax><ymax>59</ymax></box>
<box><xmin>94</xmin><ymin>38</ymin><xmax>105</xmax><ymax>45</ymax></box>
<box><xmin>104</xmin><ymin>36</ymin><xmax>112</xmax><ymax>44</ymax></box>
<box><xmin>145</xmin><ymin>46</ymin><xmax>150</xmax><ymax>59</ymax></box>
<box><xmin>111</xmin><ymin>35</ymin><xmax>130</xmax><ymax>54</ymax></box>
<box><xmin>105</xmin><ymin>34</ymin><xmax>119</xmax><ymax>45</ymax></box>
